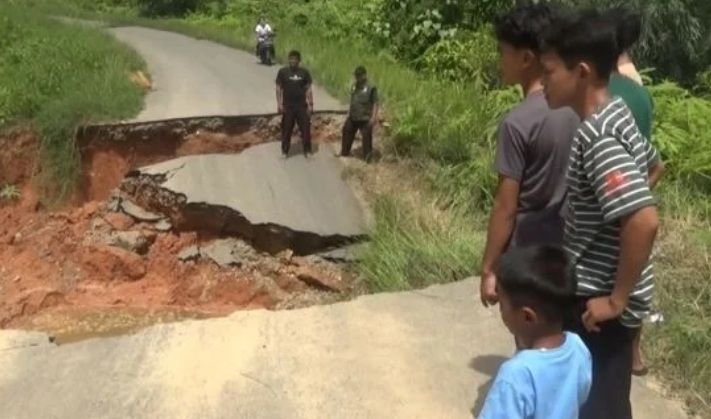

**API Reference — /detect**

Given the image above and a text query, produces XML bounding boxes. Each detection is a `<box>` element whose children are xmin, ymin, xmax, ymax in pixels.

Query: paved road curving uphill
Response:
<box><xmin>109</xmin><ymin>26</ymin><xmax>344</xmax><ymax>122</ymax></box>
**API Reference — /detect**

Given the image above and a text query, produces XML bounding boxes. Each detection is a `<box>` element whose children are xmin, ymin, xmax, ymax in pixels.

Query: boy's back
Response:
<box><xmin>479</xmin><ymin>332</ymin><xmax>592</xmax><ymax>419</ymax></box>
<box><xmin>495</xmin><ymin>91</ymin><xmax>579</xmax><ymax>247</ymax></box>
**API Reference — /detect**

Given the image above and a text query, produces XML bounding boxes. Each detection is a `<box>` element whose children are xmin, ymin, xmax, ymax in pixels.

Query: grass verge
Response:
<box><xmin>0</xmin><ymin>4</ymin><xmax>145</xmax><ymax>201</ymax></box>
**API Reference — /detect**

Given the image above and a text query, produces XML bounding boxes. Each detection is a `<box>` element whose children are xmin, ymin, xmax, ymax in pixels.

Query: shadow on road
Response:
<box><xmin>469</xmin><ymin>354</ymin><xmax>508</xmax><ymax>418</ymax></box>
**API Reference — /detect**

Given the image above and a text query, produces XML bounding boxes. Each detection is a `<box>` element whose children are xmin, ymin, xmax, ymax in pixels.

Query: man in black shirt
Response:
<box><xmin>276</xmin><ymin>50</ymin><xmax>314</xmax><ymax>158</ymax></box>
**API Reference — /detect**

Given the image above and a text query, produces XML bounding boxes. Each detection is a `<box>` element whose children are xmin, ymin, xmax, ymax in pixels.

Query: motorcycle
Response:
<box><xmin>257</xmin><ymin>33</ymin><xmax>276</xmax><ymax>66</ymax></box>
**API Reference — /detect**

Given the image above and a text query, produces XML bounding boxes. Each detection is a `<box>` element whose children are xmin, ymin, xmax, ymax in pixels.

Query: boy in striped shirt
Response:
<box><xmin>539</xmin><ymin>9</ymin><xmax>661</xmax><ymax>419</ymax></box>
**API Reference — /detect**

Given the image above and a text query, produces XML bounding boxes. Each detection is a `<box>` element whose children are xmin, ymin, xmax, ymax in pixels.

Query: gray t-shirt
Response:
<box><xmin>495</xmin><ymin>91</ymin><xmax>579</xmax><ymax>248</ymax></box>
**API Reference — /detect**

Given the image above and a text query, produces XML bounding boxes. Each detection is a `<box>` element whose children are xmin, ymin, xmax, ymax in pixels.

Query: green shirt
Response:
<box><xmin>608</xmin><ymin>73</ymin><xmax>654</xmax><ymax>140</ymax></box>
<box><xmin>349</xmin><ymin>83</ymin><xmax>378</xmax><ymax>122</ymax></box>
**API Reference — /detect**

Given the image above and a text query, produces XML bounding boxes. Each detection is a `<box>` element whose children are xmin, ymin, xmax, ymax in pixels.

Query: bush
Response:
<box><xmin>137</xmin><ymin>0</ymin><xmax>202</xmax><ymax>17</ymax></box>
<box><xmin>419</xmin><ymin>26</ymin><xmax>498</xmax><ymax>85</ymax></box>
<box><xmin>378</xmin><ymin>0</ymin><xmax>513</xmax><ymax>63</ymax></box>
<box><xmin>649</xmin><ymin>82</ymin><xmax>711</xmax><ymax>188</ymax></box>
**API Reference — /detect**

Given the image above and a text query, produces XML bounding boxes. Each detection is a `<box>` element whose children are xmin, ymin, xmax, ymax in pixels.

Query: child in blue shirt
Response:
<box><xmin>479</xmin><ymin>246</ymin><xmax>592</xmax><ymax>419</ymax></box>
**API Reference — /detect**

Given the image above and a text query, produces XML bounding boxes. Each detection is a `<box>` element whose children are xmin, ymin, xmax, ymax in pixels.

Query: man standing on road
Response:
<box><xmin>276</xmin><ymin>50</ymin><xmax>314</xmax><ymax>158</ymax></box>
<box><xmin>480</xmin><ymin>3</ymin><xmax>579</xmax><ymax>308</ymax></box>
<box><xmin>540</xmin><ymin>9</ymin><xmax>661</xmax><ymax>419</ymax></box>
<box><xmin>254</xmin><ymin>16</ymin><xmax>272</xmax><ymax>57</ymax></box>
<box><xmin>339</xmin><ymin>66</ymin><xmax>379</xmax><ymax>162</ymax></box>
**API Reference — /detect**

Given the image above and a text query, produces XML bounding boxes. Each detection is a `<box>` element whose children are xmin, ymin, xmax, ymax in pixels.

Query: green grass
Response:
<box><xmin>0</xmin><ymin>4</ymin><xmax>145</xmax><ymax>201</ymax></box>
<box><xmin>359</xmin><ymin>195</ymin><xmax>484</xmax><ymax>292</ymax></box>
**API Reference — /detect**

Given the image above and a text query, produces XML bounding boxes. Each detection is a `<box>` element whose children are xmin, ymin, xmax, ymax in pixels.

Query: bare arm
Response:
<box><xmin>306</xmin><ymin>86</ymin><xmax>314</xmax><ymax>112</ymax></box>
<box><xmin>611</xmin><ymin>206</ymin><xmax>659</xmax><ymax>309</ymax></box>
<box><xmin>370</xmin><ymin>103</ymin><xmax>379</xmax><ymax>125</ymax></box>
<box><xmin>480</xmin><ymin>176</ymin><xmax>520</xmax><ymax>306</ymax></box>
<box><xmin>276</xmin><ymin>84</ymin><xmax>283</xmax><ymax>112</ymax></box>
<box><xmin>482</xmin><ymin>176</ymin><xmax>519</xmax><ymax>273</ymax></box>
<box><xmin>648</xmin><ymin>161</ymin><xmax>665</xmax><ymax>189</ymax></box>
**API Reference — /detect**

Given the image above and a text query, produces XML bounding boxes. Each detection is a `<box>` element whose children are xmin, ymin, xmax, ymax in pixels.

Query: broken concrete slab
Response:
<box><xmin>107</xmin><ymin>231</ymin><xmax>155</xmax><ymax>255</ymax></box>
<box><xmin>199</xmin><ymin>238</ymin><xmax>259</xmax><ymax>268</ymax></box>
<box><xmin>152</xmin><ymin>219</ymin><xmax>172</xmax><ymax>232</ymax></box>
<box><xmin>177</xmin><ymin>245</ymin><xmax>200</xmax><ymax>262</ymax></box>
<box><xmin>122</xmin><ymin>142</ymin><xmax>368</xmax><ymax>254</ymax></box>
<box><xmin>200</xmin><ymin>240</ymin><xmax>242</xmax><ymax>268</ymax></box>
<box><xmin>0</xmin><ymin>330</ymin><xmax>56</xmax><ymax>351</ymax></box>
<box><xmin>316</xmin><ymin>244</ymin><xmax>365</xmax><ymax>264</ymax></box>
<box><xmin>119</xmin><ymin>198</ymin><xmax>163</xmax><ymax>222</ymax></box>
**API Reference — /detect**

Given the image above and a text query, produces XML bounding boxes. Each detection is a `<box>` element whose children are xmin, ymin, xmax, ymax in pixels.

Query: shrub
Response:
<box><xmin>650</xmin><ymin>82</ymin><xmax>711</xmax><ymax>188</ymax></box>
<box><xmin>137</xmin><ymin>0</ymin><xmax>202</xmax><ymax>17</ymax></box>
<box><xmin>419</xmin><ymin>26</ymin><xmax>498</xmax><ymax>85</ymax></box>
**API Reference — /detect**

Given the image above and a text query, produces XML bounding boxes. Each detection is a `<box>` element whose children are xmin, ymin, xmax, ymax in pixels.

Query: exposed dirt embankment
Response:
<box><xmin>0</xmin><ymin>112</ymin><xmax>362</xmax><ymax>340</ymax></box>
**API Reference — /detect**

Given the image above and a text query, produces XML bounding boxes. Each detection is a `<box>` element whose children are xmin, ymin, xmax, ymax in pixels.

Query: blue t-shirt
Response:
<box><xmin>479</xmin><ymin>332</ymin><xmax>592</xmax><ymax>419</ymax></box>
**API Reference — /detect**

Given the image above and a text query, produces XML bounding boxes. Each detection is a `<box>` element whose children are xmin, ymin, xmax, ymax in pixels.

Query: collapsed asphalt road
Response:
<box><xmin>123</xmin><ymin>142</ymin><xmax>367</xmax><ymax>254</ymax></box>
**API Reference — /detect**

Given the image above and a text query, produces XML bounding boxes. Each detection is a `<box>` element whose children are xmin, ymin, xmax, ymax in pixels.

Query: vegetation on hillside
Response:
<box><xmin>0</xmin><ymin>4</ymin><xmax>145</xmax><ymax>201</ymax></box>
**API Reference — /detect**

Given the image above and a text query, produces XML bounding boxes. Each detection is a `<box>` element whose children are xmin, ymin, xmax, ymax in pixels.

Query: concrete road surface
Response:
<box><xmin>0</xmin><ymin>280</ymin><xmax>687</xmax><ymax>419</ymax></box>
<box><xmin>109</xmin><ymin>27</ymin><xmax>345</xmax><ymax>121</ymax></box>
<box><xmin>135</xmin><ymin>142</ymin><xmax>366</xmax><ymax>238</ymax></box>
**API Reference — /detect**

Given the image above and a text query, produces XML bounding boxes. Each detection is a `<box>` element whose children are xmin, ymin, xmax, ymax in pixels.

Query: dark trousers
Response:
<box><xmin>341</xmin><ymin>117</ymin><xmax>373</xmax><ymax>161</ymax></box>
<box><xmin>565</xmin><ymin>298</ymin><xmax>636</xmax><ymax>419</ymax></box>
<box><xmin>281</xmin><ymin>105</ymin><xmax>311</xmax><ymax>155</ymax></box>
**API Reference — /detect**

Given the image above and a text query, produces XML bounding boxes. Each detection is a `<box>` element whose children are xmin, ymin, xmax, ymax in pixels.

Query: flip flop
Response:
<box><xmin>632</xmin><ymin>366</ymin><xmax>649</xmax><ymax>377</ymax></box>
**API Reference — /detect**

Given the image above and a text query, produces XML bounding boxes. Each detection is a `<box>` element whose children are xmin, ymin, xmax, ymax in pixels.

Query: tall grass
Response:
<box><xmin>647</xmin><ymin>208</ymin><xmax>711</xmax><ymax>415</ymax></box>
<box><xmin>359</xmin><ymin>195</ymin><xmax>484</xmax><ymax>292</ymax></box>
<box><xmin>0</xmin><ymin>5</ymin><xmax>145</xmax><ymax>201</ymax></box>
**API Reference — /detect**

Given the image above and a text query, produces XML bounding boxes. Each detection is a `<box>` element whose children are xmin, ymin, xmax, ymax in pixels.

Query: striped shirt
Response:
<box><xmin>564</xmin><ymin>98</ymin><xmax>660</xmax><ymax>328</ymax></box>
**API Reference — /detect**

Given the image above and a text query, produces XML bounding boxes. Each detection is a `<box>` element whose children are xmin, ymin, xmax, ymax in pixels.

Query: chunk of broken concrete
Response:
<box><xmin>199</xmin><ymin>238</ymin><xmax>259</xmax><ymax>269</ymax></box>
<box><xmin>120</xmin><ymin>199</ymin><xmax>163</xmax><ymax>222</ymax></box>
<box><xmin>108</xmin><ymin>231</ymin><xmax>155</xmax><ymax>255</ymax></box>
<box><xmin>178</xmin><ymin>245</ymin><xmax>200</xmax><ymax>262</ymax></box>
<box><xmin>316</xmin><ymin>244</ymin><xmax>364</xmax><ymax>264</ymax></box>
<box><xmin>153</xmin><ymin>219</ymin><xmax>173</xmax><ymax>232</ymax></box>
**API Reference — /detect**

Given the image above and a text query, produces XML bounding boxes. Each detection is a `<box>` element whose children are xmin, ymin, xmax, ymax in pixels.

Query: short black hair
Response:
<box><xmin>354</xmin><ymin>66</ymin><xmax>367</xmax><ymax>76</ymax></box>
<box><xmin>496</xmin><ymin>245</ymin><xmax>576</xmax><ymax>324</ymax></box>
<box><xmin>605</xmin><ymin>6</ymin><xmax>642</xmax><ymax>55</ymax></box>
<box><xmin>540</xmin><ymin>8</ymin><xmax>618</xmax><ymax>80</ymax></box>
<box><xmin>494</xmin><ymin>2</ymin><xmax>556</xmax><ymax>53</ymax></box>
<box><xmin>288</xmin><ymin>50</ymin><xmax>301</xmax><ymax>61</ymax></box>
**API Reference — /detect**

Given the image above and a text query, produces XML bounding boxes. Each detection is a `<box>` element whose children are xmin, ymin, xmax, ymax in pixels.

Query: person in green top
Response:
<box><xmin>606</xmin><ymin>7</ymin><xmax>666</xmax><ymax>377</ymax></box>
<box><xmin>340</xmin><ymin>66</ymin><xmax>379</xmax><ymax>162</ymax></box>
<box><xmin>607</xmin><ymin>7</ymin><xmax>653</xmax><ymax>141</ymax></box>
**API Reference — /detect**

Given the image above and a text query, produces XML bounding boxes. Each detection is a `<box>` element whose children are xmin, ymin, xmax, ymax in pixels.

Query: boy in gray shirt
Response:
<box><xmin>480</xmin><ymin>3</ymin><xmax>579</xmax><ymax>307</ymax></box>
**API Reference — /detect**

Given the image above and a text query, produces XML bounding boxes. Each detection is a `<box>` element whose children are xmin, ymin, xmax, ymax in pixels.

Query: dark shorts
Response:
<box><xmin>565</xmin><ymin>297</ymin><xmax>636</xmax><ymax>419</ymax></box>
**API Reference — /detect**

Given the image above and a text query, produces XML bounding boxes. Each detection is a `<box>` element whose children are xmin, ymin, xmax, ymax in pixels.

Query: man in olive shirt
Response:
<box><xmin>340</xmin><ymin>66</ymin><xmax>379</xmax><ymax>162</ymax></box>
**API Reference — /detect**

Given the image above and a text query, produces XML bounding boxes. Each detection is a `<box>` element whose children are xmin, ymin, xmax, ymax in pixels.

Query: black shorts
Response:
<box><xmin>565</xmin><ymin>298</ymin><xmax>636</xmax><ymax>419</ymax></box>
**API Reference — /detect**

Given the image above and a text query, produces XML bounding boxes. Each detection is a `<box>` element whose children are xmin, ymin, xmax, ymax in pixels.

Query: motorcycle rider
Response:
<box><xmin>255</xmin><ymin>16</ymin><xmax>273</xmax><ymax>57</ymax></box>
